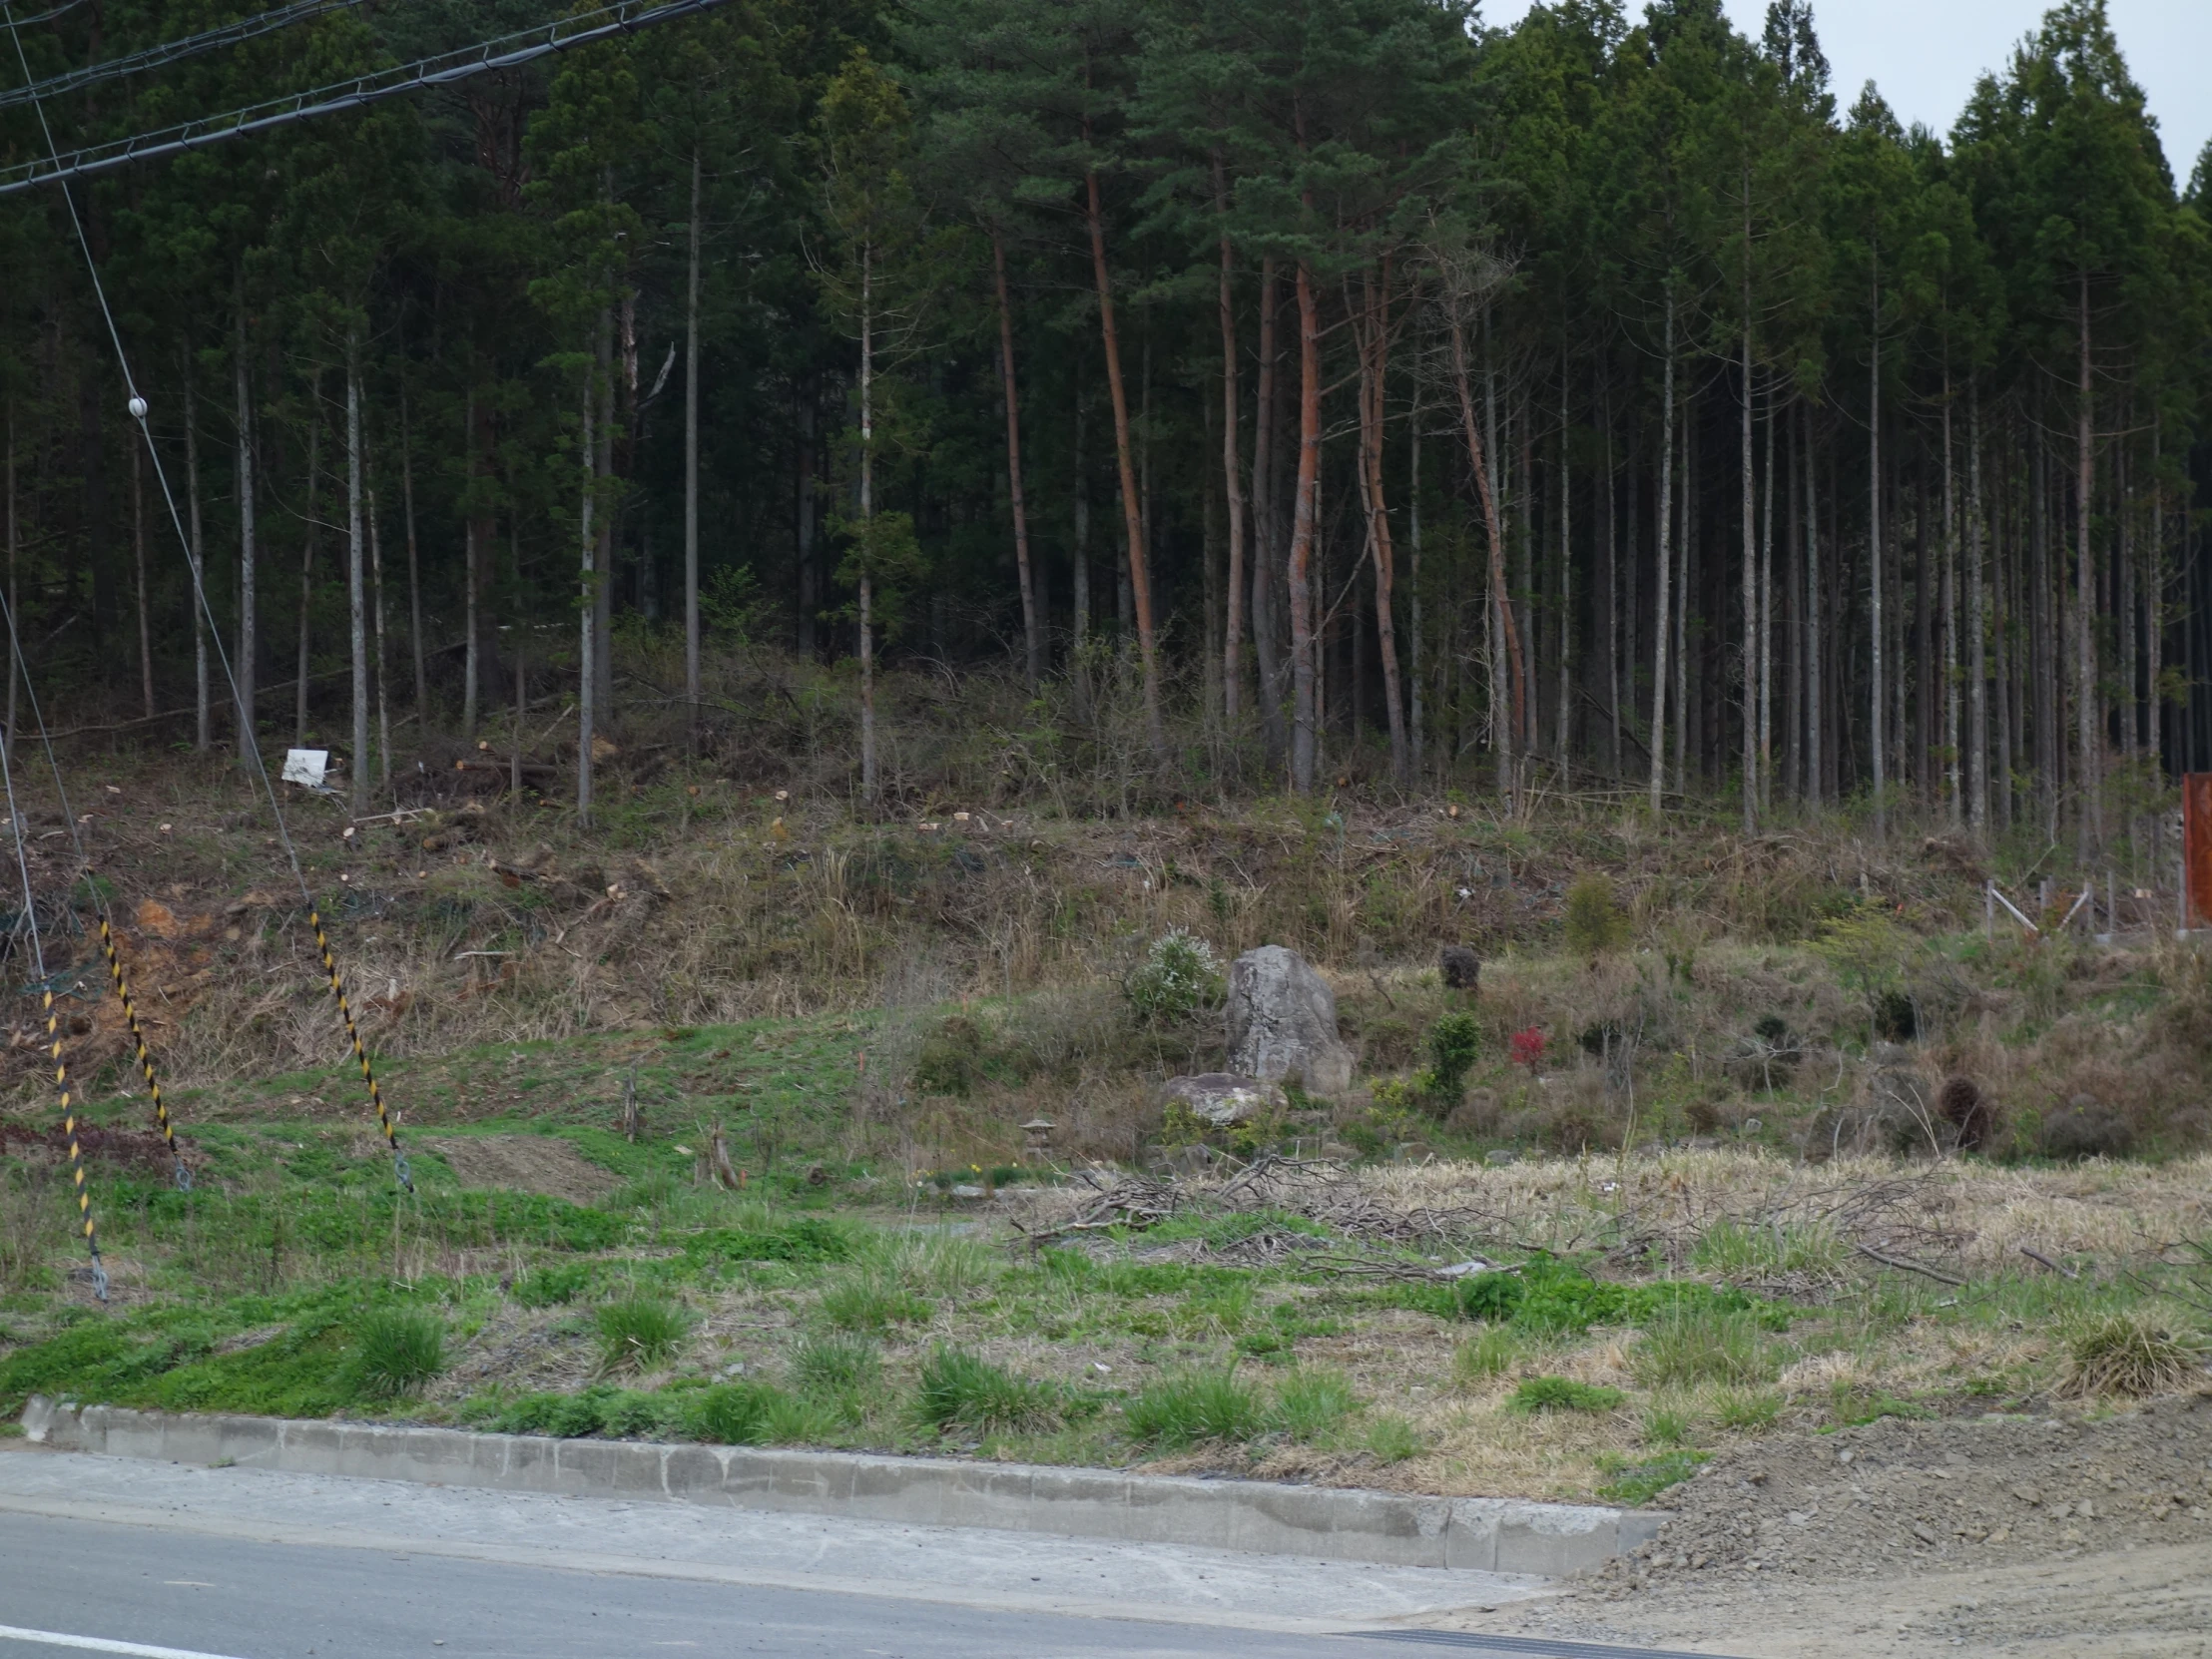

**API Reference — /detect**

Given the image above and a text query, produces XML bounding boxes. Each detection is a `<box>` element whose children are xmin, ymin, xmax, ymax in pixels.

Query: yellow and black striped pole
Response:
<box><xmin>42</xmin><ymin>986</ymin><xmax>107</xmax><ymax>1302</ymax></box>
<box><xmin>308</xmin><ymin>906</ymin><xmax>411</xmax><ymax>1192</ymax></box>
<box><xmin>95</xmin><ymin>916</ymin><xmax>190</xmax><ymax>1190</ymax></box>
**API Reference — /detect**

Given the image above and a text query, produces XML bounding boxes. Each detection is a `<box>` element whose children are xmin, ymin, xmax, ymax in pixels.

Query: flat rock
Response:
<box><xmin>1161</xmin><ymin>1073</ymin><xmax>1286</xmax><ymax>1128</ymax></box>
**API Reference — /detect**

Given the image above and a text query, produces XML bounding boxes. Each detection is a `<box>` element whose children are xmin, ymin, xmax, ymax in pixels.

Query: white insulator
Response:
<box><xmin>128</xmin><ymin>395</ymin><xmax>149</xmax><ymax>420</ymax></box>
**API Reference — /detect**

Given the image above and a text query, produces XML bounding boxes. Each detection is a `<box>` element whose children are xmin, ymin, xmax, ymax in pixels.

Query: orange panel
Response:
<box><xmin>2186</xmin><ymin>775</ymin><xmax>2212</xmax><ymax>926</ymax></box>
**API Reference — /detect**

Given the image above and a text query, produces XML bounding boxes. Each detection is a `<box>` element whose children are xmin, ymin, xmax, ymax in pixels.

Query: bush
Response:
<box><xmin>1126</xmin><ymin>928</ymin><xmax>1225</xmax><ymax>1025</ymax></box>
<box><xmin>595</xmin><ymin>1295</ymin><xmax>693</xmax><ymax>1372</ymax></box>
<box><xmin>1268</xmin><ymin>1367</ymin><xmax>1357</xmax><ymax>1441</ymax></box>
<box><xmin>916</xmin><ymin>1347</ymin><xmax>1063</xmax><ymax>1434</ymax></box>
<box><xmin>1123</xmin><ymin>1369</ymin><xmax>1264</xmax><ymax>1447</ymax></box>
<box><xmin>1631</xmin><ymin>1307</ymin><xmax>1780</xmax><ymax>1389</ymax></box>
<box><xmin>1424</xmin><ymin>1013</ymin><xmax>1484</xmax><ymax>1104</ymax></box>
<box><xmin>1562</xmin><ymin>875</ymin><xmax>1630</xmax><ymax>958</ymax></box>
<box><xmin>344</xmin><ymin>1309</ymin><xmax>447</xmax><ymax>1399</ymax></box>
<box><xmin>2059</xmin><ymin>1314</ymin><xmax>2206</xmax><ymax>1399</ymax></box>
<box><xmin>1506</xmin><ymin>1376</ymin><xmax>1622</xmax><ymax>1413</ymax></box>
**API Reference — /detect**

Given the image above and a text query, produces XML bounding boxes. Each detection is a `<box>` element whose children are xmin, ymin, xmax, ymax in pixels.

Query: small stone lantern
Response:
<box><xmin>1019</xmin><ymin>1117</ymin><xmax>1055</xmax><ymax>1162</ymax></box>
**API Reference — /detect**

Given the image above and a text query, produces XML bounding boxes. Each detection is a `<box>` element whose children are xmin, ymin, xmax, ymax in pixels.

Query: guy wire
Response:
<box><xmin>0</xmin><ymin>578</ymin><xmax>193</xmax><ymax>1191</ymax></box>
<box><xmin>0</xmin><ymin>649</ymin><xmax>105</xmax><ymax>1302</ymax></box>
<box><xmin>4</xmin><ymin>0</ymin><xmax>411</xmax><ymax>1194</ymax></box>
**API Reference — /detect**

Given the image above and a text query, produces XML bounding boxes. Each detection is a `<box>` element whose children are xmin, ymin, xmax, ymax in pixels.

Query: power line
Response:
<box><xmin>0</xmin><ymin>0</ymin><xmax>732</xmax><ymax>196</ymax></box>
<box><xmin>0</xmin><ymin>0</ymin><xmax>369</xmax><ymax>113</ymax></box>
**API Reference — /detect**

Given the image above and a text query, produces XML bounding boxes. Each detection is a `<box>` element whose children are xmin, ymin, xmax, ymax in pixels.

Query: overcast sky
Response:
<box><xmin>1477</xmin><ymin>0</ymin><xmax>2210</xmax><ymax>189</ymax></box>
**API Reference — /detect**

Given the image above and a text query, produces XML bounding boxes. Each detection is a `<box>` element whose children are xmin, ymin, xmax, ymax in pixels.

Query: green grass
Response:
<box><xmin>1631</xmin><ymin>1307</ymin><xmax>1782</xmax><ymax>1389</ymax></box>
<box><xmin>1268</xmin><ymin>1367</ymin><xmax>1358</xmax><ymax>1441</ymax></box>
<box><xmin>594</xmin><ymin>1296</ymin><xmax>693</xmax><ymax>1372</ymax></box>
<box><xmin>916</xmin><ymin>1348</ymin><xmax>1064</xmax><ymax>1434</ymax></box>
<box><xmin>1452</xmin><ymin>1326</ymin><xmax>1521</xmax><ymax>1386</ymax></box>
<box><xmin>1122</xmin><ymin>1369</ymin><xmax>1264</xmax><ymax>1447</ymax></box>
<box><xmin>791</xmin><ymin>1333</ymin><xmax>880</xmax><ymax>1396</ymax></box>
<box><xmin>342</xmin><ymin>1309</ymin><xmax>448</xmax><ymax>1398</ymax></box>
<box><xmin>819</xmin><ymin>1274</ymin><xmax>932</xmax><ymax>1333</ymax></box>
<box><xmin>1506</xmin><ymin>1376</ymin><xmax>1623</xmax><ymax>1413</ymax></box>
<box><xmin>1596</xmin><ymin>1448</ymin><xmax>1707</xmax><ymax>1505</ymax></box>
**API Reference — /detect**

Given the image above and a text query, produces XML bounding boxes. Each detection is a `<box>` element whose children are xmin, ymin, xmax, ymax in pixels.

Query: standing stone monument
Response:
<box><xmin>1226</xmin><ymin>944</ymin><xmax>1354</xmax><ymax>1094</ymax></box>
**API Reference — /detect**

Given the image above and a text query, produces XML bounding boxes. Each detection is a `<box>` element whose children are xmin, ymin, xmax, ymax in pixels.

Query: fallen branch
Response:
<box><xmin>1853</xmin><ymin>1241</ymin><xmax>1966</xmax><ymax>1286</ymax></box>
<box><xmin>2018</xmin><ymin>1245</ymin><xmax>2079</xmax><ymax>1280</ymax></box>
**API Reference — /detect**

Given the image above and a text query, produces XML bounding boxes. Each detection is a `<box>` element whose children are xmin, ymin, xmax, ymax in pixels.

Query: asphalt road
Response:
<box><xmin>0</xmin><ymin>1509</ymin><xmax>1435</xmax><ymax>1659</ymax></box>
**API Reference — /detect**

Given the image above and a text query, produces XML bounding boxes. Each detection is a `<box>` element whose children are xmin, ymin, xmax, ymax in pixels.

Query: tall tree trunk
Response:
<box><xmin>345</xmin><ymin>337</ymin><xmax>368</xmax><ymax>818</ymax></box>
<box><xmin>1287</xmin><ymin>258</ymin><xmax>1323</xmax><ymax>792</ymax></box>
<box><xmin>685</xmin><ymin>148</ymin><xmax>703</xmax><ymax>745</ymax></box>
<box><xmin>1942</xmin><ymin>364</ymin><xmax>1961</xmax><ymax>825</ymax></box>
<box><xmin>797</xmin><ymin>384</ymin><xmax>819</xmax><ymax>659</ymax></box>
<box><xmin>1649</xmin><ymin>295</ymin><xmax>1676</xmax><ymax>813</ymax></box>
<box><xmin>989</xmin><ymin>229</ymin><xmax>1041</xmax><ymax>691</ymax></box>
<box><xmin>1071</xmin><ymin>385</ymin><xmax>1090</xmax><ymax>665</ymax></box>
<box><xmin>367</xmin><ymin>447</ymin><xmax>390</xmax><ymax>796</ymax></box>
<box><xmin>296</xmin><ymin>379</ymin><xmax>319</xmax><ymax>749</ymax></box>
<box><xmin>3</xmin><ymin>403</ymin><xmax>14</xmax><ymax>760</ymax></box>
<box><xmin>1354</xmin><ymin>264</ymin><xmax>1408</xmax><ymax>785</ymax></box>
<box><xmin>1868</xmin><ymin>274</ymin><xmax>1885</xmax><ymax>838</ymax></box>
<box><xmin>399</xmin><ymin>388</ymin><xmax>425</xmax><ymax>714</ymax></box>
<box><xmin>577</xmin><ymin>353</ymin><xmax>598</xmax><ymax>829</ymax></box>
<box><xmin>1249</xmin><ymin>260</ymin><xmax>1286</xmax><ymax>762</ymax></box>
<box><xmin>1803</xmin><ymin>404</ymin><xmax>1821</xmax><ymax>805</ymax></box>
<box><xmin>1445</xmin><ymin>309</ymin><xmax>1525</xmax><ymax>803</ymax></box>
<box><xmin>1215</xmin><ymin>157</ymin><xmax>1246</xmax><ymax>729</ymax></box>
<box><xmin>2075</xmin><ymin>274</ymin><xmax>2096</xmax><ymax>857</ymax></box>
<box><xmin>593</xmin><ymin>299</ymin><xmax>615</xmax><ymax>725</ymax></box>
<box><xmin>132</xmin><ymin>429</ymin><xmax>154</xmax><ymax>720</ymax></box>
<box><xmin>1604</xmin><ymin>404</ymin><xmax>1620</xmax><ymax>778</ymax></box>
<box><xmin>1760</xmin><ymin>373</ymin><xmax>1775</xmax><ymax>812</ymax></box>
<box><xmin>464</xmin><ymin>387</ymin><xmax>491</xmax><ymax>744</ymax></box>
<box><xmin>234</xmin><ymin>307</ymin><xmax>256</xmax><ymax>756</ymax></box>
<box><xmin>1082</xmin><ymin>160</ymin><xmax>1165</xmax><ymax>756</ymax></box>
<box><xmin>1555</xmin><ymin>349</ymin><xmax>1571</xmax><ymax>764</ymax></box>
<box><xmin>858</xmin><ymin>247</ymin><xmax>878</xmax><ymax>808</ymax></box>
<box><xmin>1739</xmin><ymin>286</ymin><xmax>1756</xmax><ymax>830</ymax></box>
<box><xmin>182</xmin><ymin>356</ymin><xmax>210</xmax><ymax>752</ymax></box>
<box><xmin>1409</xmin><ymin>408</ymin><xmax>1423</xmax><ymax>777</ymax></box>
<box><xmin>1967</xmin><ymin>381</ymin><xmax>1987</xmax><ymax>831</ymax></box>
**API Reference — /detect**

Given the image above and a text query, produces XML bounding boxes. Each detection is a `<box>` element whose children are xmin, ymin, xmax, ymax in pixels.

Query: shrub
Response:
<box><xmin>1268</xmin><ymin>1367</ymin><xmax>1357</xmax><ymax>1441</ymax></box>
<box><xmin>916</xmin><ymin>1347</ymin><xmax>1063</xmax><ymax>1433</ymax></box>
<box><xmin>344</xmin><ymin>1309</ymin><xmax>447</xmax><ymax>1399</ymax></box>
<box><xmin>1123</xmin><ymin>1369</ymin><xmax>1264</xmax><ymax>1448</ymax></box>
<box><xmin>1631</xmin><ymin>1308</ymin><xmax>1780</xmax><ymax>1389</ymax></box>
<box><xmin>1506</xmin><ymin>1376</ymin><xmax>1622</xmax><ymax>1413</ymax></box>
<box><xmin>2059</xmin><ymin>1314</ymin><xmax>2207</xmax><ymax>1399</ymax></box>
<box><xmin>820</xmin><ymin>1274</ymin><xmax>933</xmax><ymax>1333</ymax></box>
<box><xmin>1508</xmin><ymin>1026</ymin><xmax>1547</xmax><ymax>1072</ymax></box>
<box><xmin>1562</xmin><ymin>875</ymin><xmax>1630</xmax><ymax>958</ymax></box>
<box><xmin>1424</xmin><ymin>1013</ymin><xmax>1484</xmax><ymax>1104</ymax></box>
<box><xmin>595</xmin><ymin>1295</ymin><xmax>693</xmax><ymax>1373</ymax></box>
<box><xmin>792</xmin><ymin>1333</ymin><xmax>880</xmax><ymax>1397</ymax></box>
<box><xmin>1126</xmin><ymin>928</ymin><xmax>1225</xmax><ymax>1026</ymax></box>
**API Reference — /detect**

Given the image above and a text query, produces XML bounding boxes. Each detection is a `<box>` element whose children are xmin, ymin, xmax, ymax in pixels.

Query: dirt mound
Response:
<box><xmin>1595</xmin><ymin>1392</ymin><xmax>2212</xmax><ymax>1591</ymax></box>
<box><xmin>419</xmin><ymin>1135</ymin><xmax>621</xmax><ymax>1204</ymax></box>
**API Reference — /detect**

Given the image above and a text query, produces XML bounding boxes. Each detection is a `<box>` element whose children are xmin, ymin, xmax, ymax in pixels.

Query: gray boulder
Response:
<box><xmin>1161</xmin><ymin>1073</ymin><xmax>1286</xmax><ymax>1128</ymax></box>
<box><xmin>1226</xmin><ymin>944</ymin><xmax>1355</xmax><ymax>1095</ymax></box>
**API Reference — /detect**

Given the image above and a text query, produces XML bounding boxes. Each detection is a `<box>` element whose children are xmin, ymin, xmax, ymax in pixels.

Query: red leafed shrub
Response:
<box><xmin>1509</xmin><ymin>1026</ymin><xmax>1547</xmax><ymax>1072</ymax></box>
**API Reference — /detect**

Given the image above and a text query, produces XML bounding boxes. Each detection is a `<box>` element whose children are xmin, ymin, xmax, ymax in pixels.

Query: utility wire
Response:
<box><xmin>0</xmin><ymin>0</ymin><xmax>368</xmax><ymax>113</ymax></box>
<box><xmin>0</xmin><ymin>0</ymin><xmax>733</xmax><ymax>195</ymax></box>
<box><xmin>3</xmin><ymin>0</ymin><xmax>412</xmax><ymax>1193</ymax></box>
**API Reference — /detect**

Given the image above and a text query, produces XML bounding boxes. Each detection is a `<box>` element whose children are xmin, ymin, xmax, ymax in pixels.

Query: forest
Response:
<box><xmin>0</xmin><ymin>0</ymin><xmax>2206</xmax><ymax>858</ymax></box>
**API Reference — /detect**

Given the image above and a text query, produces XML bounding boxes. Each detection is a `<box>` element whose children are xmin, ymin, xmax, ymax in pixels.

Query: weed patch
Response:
<box><xmin>916</xmin><ymin>1348</ymin><xmax>1063</xmax><ymax>1434</ymax></box>
<box><xmin>1507</xmin><ymin>1376</ymin><xmax>1623</xmax><ymax>1413</ymax></box>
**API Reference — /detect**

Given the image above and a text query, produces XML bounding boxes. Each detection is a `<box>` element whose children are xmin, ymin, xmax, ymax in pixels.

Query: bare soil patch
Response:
<box><xmin>419</xmin><ymin>1135</ymin><xmax>621</xmax><ymax>1204</ymax></box>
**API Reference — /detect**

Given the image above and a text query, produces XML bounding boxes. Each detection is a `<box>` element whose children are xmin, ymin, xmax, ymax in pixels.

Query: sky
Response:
<box><xmin>1477</xmin><ymin>0</ymin><xmax>2211</xmax><ymax>189</ymax></box>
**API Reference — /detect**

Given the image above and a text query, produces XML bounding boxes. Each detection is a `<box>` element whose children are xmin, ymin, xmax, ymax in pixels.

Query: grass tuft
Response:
<box><xmin>1631</xmin><ymin>1307</ymin><xmax>1781</xmax><ymax>1389</ymax></box>
<box><xmin>343</xmin><ymin>1309</ymin><xmax>447</xmax><ymax>1399</ymax></box>
<box><xmin>1123</xmin><ymin>1369</ymin><xmax>1264</xmax><ymax>1448</ymax></box>
<box><xmin>915</xmin><ymin>1347</ymin><xmax>1063</xmax><ymax>1434</ymax></box>
<box><xmin>820</xmin><ymin>1273</ymin><xmax>933</xmax><ymax>1333</ymax></box>
<box><xmin>1452</xmin><ymin>1326</ymin><xmax>1520</xmax><ymax>1387</ymax></box>
<box><xmin>595</xmin><ymin>1295</ymin><xmax>693</xmax><ymax>1373</ymax></box>
<box><xmin>1506</xmin><ymin>1376</ymin><xmax>1623</xmax><ymax>1413</ymax></box>
<box><xmin>791</xmin><ymin>1333</ymin><xmax>880</xmax><ymax>1396</ymax></box>
<box><xmin>1268</xmin><ymin>1367</ymin><xmax>1357</xmax><ymax>1441</ymax></box>
<box><xmin>2058</xmin><ymin>1314</ymin><xmax>2207</xmax><ymax>1399</ymax></box>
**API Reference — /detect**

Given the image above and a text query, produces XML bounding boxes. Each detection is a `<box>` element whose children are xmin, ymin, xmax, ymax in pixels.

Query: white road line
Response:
<box><xmin>0</xmin><ymin>1625</ymin><xmax>252</xmax><ymax>1659</ymax></box>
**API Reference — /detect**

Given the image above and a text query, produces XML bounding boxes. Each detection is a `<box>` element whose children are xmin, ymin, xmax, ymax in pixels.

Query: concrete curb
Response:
<box><xmin>20</xmin><ymin>1397</ymin><xmax>1665</xmax><ymax>1575</ymax></box>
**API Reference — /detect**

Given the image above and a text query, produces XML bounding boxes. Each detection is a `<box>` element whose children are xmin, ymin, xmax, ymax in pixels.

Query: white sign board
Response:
<box><xmin>280</xmin><ymin>749</ymin><xmax>330</xmax><ymax>790</ymax></box>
